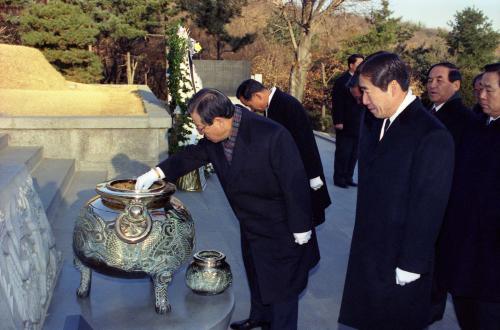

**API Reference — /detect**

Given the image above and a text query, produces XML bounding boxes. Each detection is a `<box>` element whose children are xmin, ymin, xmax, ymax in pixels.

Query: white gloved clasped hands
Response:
<box><xmin>395</xmin><ymin>267</ymin><xmax>421</xmax><ymax>286</ymax></box>
<box><xmin>293</xmin><ymin>230</ymin><xmax>312</xmax><ymax>245</ymax></box>
<box><xmin>135</xmin><ymin>167</ymin><xmax>165</xmax><ymax>191</ymax></box>
<box><xmin>309</xmin><ymin>177</ymin><xmax>324</xmax><ymax>191</ymax></box>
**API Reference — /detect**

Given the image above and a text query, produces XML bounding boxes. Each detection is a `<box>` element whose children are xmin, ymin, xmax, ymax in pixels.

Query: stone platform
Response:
<box><xmin>44</xmin><ymin>263</ymin><xmax>234</xmax><ymax>330</ymax></box>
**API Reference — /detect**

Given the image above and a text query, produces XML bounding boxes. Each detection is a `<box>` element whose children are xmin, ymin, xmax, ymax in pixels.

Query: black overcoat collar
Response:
<box><xmin>363</xmin><ymin>98</ymin><xmax>425</xmax><ymax>165</ymax></box>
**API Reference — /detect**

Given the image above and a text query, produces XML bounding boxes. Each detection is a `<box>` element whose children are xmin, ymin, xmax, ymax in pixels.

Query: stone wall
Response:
<box><xmin>193</xmin><ymin>60</ymin><xmax>251</xmax><ymax>96</ymax></box>
<box><xmin>0</xmin><ymin>86</ymin><xmax>172</xmax><ymax>179</ymax></box>
<box><xmin>0</xmin><ymin>163</ymin><xmax>61</xmax><ymax>330</ymax></box>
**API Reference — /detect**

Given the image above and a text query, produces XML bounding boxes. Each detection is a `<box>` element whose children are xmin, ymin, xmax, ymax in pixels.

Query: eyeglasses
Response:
<box><xmin>195</xmin><ymin>122</ymin><xmax>210</xmax><ymax>133</ymax></box>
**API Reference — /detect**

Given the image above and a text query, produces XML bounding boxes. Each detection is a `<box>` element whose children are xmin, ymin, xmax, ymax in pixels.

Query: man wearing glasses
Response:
<box><xmin>136</xmin><ymin>88</ymin><xmax>319</xmax><ymax>330</ymax></box>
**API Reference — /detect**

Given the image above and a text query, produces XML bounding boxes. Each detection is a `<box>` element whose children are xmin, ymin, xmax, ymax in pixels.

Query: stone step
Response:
<box><xmin>31</xmin><ymin>158</ymin><xmax>76</xmax><ymax>221</ymax></box>
<box><xmin>0</xmin><ymin>133</ymin><xmax>8</xmax><ymax>150</ymax></box>
<box><xmin>42</xmin><ymin>170</ymin><xmax>107</xmax><ymax>327</ymax></box>
<box><xmin>0</xmin><ymin>145</ymin><xmax>43</xmax><ymax>171</ymax></box>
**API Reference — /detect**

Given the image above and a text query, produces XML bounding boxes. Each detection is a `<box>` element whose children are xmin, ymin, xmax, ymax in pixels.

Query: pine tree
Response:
<box><xmin>446</xmin><ymin>7</ymin><xmax>499</xmax><ymax>70</ymax></box>
<box><xmin>68</xmin><ymin>0</ymin><xmax>175</xmax><ymax>85</ymax></box>
<box><xmin>340</xmin><ymin>0</ymin><xmax>414</xmax><ymax>58</ymax></box>
<box><xmin>180</xmin><ymin>0</ymin><xmax>255</xmax><ymax>60</ymax></box>
<box><xmin>445</xmin><ymin>7</ymin><xmax>499</xmax><ymax>106</ymax></box>
<box><xmin>18</xmin><ymin>0</ymin><xmax>102</xmax><ymax>83</ymax></box>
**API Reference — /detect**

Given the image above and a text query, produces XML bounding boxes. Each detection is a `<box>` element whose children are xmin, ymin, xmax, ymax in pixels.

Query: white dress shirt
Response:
<box><xmin>379</xmin><ymin>89</ymin><xmax>416</xmax><ymax>140</ymax></box>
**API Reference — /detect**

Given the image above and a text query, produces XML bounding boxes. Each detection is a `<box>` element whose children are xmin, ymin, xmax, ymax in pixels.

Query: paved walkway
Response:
<box><xmin>44</xmin><ymin>136</ymin><xmax>460</xmax><ymax>329</ymax></box>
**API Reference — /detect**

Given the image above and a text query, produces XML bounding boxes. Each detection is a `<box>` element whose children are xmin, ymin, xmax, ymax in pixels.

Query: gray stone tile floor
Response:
<box><xmin>43</xmin><ymin>137</ymin><xmax>460</xmax><ymax>329</ymax></box>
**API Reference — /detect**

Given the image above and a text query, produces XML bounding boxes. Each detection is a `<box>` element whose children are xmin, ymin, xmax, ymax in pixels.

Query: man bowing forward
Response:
<box><xmin>338</xmin><ymin>52</ymin><xmax>454</xmax><ymax>330</ymax></box>
<box><xmin>136</xmin><ymin>89</ymin><xmax>319</xmax><ymax>330</ymax></box>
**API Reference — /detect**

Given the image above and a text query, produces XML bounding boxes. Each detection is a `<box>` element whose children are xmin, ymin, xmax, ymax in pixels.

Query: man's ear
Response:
<box><xmin>389</xmin><ymin>80</ymin><xmax>399</xmax><ymax>95</ymax></box>
<box><xmin>452</xmin><ymin>80</ymin><xmax>461</xmax><ymax>92</ymax></box>
<box><xmin>253</xmin><ymin>91</ymin><xmax>265</xmax><ymax>102</ymax></box>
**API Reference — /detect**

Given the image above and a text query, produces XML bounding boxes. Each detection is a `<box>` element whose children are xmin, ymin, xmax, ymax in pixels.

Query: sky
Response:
<box><xmin>370</xmin><ymin>0</ymin><xmax>500</xmax><ymax>30</ymax></box>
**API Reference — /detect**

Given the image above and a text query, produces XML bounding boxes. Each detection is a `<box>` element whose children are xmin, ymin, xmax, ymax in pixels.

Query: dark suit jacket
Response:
<box><xmin>339</xmin><ymin>98</ymin><xmax>455</xmax><ymax>330</ymax></box>
<box><xmin>268</xmin><ymin>88</ymin><xmax>331</xmax><ymax>225</ymax></box>
<box><xmin>331</xmin><ymin>71</ymin><xmax>362</xmax><ymax>136</ymax></box>
<box><xmin>431</xmin><ymin>94</ymin><xmax>481</xmax><ymax>151</ymax></box>
<box><xmin>437</xmin><ymin>119</ymin><xmax>500</xmax><ymax>303</ymax></box>
<box><xmin>157</xmin><ymin>108</ymin><xmax>320</xmax><ymax>304</ymax></box>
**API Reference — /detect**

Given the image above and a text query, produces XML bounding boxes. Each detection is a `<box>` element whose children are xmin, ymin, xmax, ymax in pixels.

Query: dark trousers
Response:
<box><xmin>453</xmin><ymin>296</ymin><xmax>500</xmax><ymax>330</ymax></box>
<box><xmin>333</xmin><ymin>132</ymin><xmax>359</xmax><ymax>184</ymax></box>
<box><xmin>242</xmin><ymin>236</ymin><xmax>299</xmax><ymax>330</ymax></box>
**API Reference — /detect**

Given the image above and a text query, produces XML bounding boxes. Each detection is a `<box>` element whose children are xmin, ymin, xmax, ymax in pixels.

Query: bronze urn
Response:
<box><xmin>72</xmin><ymin>179</ymin><xmax>195</xmax><ymax>313</ymax></box>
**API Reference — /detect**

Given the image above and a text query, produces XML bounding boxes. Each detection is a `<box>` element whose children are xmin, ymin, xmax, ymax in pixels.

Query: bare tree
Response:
<box><xmin>272</xmin><ymin>0</ymin><xmax>366</xmax><ymax>102</ymax></box>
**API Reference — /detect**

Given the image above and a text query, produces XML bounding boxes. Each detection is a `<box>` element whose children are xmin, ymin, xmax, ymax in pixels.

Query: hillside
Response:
<box><xmin>0</xmin><ymin>44</ymin><xmax>145</xmax><ymax>116</ymax></box>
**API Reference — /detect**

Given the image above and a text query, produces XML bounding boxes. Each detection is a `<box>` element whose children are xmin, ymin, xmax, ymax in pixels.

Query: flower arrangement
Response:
<box><xmin>167</xmin><ymin>25</ymin><xmax>203</xmax><ymax>154</ymax></box>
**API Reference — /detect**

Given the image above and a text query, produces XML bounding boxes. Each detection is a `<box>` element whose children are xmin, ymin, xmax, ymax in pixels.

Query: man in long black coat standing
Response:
<box><xmin>425</xmin><ymin>61</ymin><xmax>482</xmax><ymax>322</ymax></box>
<box><xmin>338</xmin><ymin>52</ymin><xmax>454</xmax><ymax>330</ymax></box>
<box><xmin>331</xmin><ymin>53</ymin><xmax>364</xmax><ymax>188</ymax></box>
<box><xmin>135</xmin><ymin>88</ymin><xmax>320</xmax><ymax>330</ymax></box>
<box><xmin>426</xmin><ymin>62</ymin><xmax>481</xmax><ymax>148</ymax></box>
<box><xmin>436</xmin><ymin>62</ymin><xmax>500</xmax><ymax>329</ymax></box>
<box><xmin>236</xmin><ymin>79</ymin><xmax>331</xmax><ymax>226</ymax></box>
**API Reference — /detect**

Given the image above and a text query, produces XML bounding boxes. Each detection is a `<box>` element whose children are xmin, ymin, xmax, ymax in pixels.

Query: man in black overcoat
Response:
<box><xmin>426</xmin><ymin>62</ymin><xmax>482</xmax><ymax>322</ymax></box>
<box><xmin>331</xmin><ymin>53</ymin><xmax>364</xmax><ymax>188</ymax></box>
<box><xmin>426</xmin><ymin>62</ymin><xmax>481</xmax><ymax>149</ymax></box>
<box><xmin>236</xmin><ymin>79</ymin><xmax>331</xmax><ymax>226</ymax></box>
<box><xmin>135</xmin><ymin>89</ymin><xmax>320</xmax><ymax>330</ymax></box>
<box><xmin>436</xmin><ymin>62</ymin><xmax>500</xmax><ymax>329</ymax></box>
<box><xmin>338</xmin><ymin>52</ymin><xmax>455</xmax><ymax>330</ymax></box>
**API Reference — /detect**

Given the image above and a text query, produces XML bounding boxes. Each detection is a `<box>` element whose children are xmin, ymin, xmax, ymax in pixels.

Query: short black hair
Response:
<box><xmin>348</xmin><ymin>54</ymin><xmax>364</xmax><ymax>66</ymax></box>
<box><xmin>472</xmin><ymin>73</ymin><xmax>484</xmax><ymax>87</ymax></box>
<box><xmin>187</xmin><ymin>88</ymin><xmax>234</xmax><ymax>124</ymax></box>
<box><xmin>236</xmin><ymin>79</ymin><xmax>266</xmax><ymax>100</ymax></box>
<box><xmin>484</xmin><ymin>62</ymin><xmax>500</xmax><ymax>86</ymax></box>
<box><xmin>427</xmin><ymin>62</ymin><xmax>462</xmax><ymax>82</ymax></box>
<box><xmin>357</xmin><ymin>51</ymin><xmax>410</xmax><ymax>92</ymax></box>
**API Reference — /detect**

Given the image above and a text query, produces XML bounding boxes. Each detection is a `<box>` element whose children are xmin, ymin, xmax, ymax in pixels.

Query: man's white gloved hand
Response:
<box><xmin>135</xmin><ymin>168</ymin><xmax>163</xmax><ymax>191</ymax></box>
<box><xmin>309</xmin><ymin>177</ymin><xmax>324</xmax><ymax>191</ymax></box>
<box><xmin>293</xmin><ymin>230</ymin><xmax>312</xmax><ymax>245</ymax></box>
<box><xmin>395</xmin><ymin>267</ymin><xmax>421</xmax><ymax>286</ymax></box>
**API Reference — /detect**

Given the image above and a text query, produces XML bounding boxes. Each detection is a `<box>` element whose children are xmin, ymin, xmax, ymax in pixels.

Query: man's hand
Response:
<box><xmin>334</xmin><ymin>124</ymin><xmax>344</xmax><ymax>130</ymax></box>
<box><xmin>395</xmin><ymin>267</ymin><xmax>421</xmax><ymax>286</ymax></box>
<box><xmin>135</xmin><ymin>168</ymin><xmax>162</xmax><ymax>191</ymax></box>
<box><xmin>293</xmin><ymin>231</ymin><xmax>312</xmax><ymax>245</ymax></box>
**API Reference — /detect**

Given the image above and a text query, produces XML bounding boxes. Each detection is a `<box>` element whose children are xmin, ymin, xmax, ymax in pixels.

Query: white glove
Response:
<box><xmin>135</xmin><ymin>168</ymin><xmax>163</xmax><ymax>191</ymax></box>
<box><xmin>395</xmin><ymin>267</ymin><xmax>421</xmax><ymax>286</ymax></box>
<box><xmin>309</xmin><ymin>177</ymin><xmax>324</xmax><ymax>191</ymax></box>
<box><xmin>293</xmin><ymin>230</ymin><xmax>312</xmax><ymax>245</ymax></box>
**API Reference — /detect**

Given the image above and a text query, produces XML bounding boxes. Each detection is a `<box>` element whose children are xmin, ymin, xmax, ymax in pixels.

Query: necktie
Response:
<box><xmin>383</xmin><ymin>118</ymin><xmax>391</xmax><ymax>134</ymax></box>
<box><xmin>430</xmin><ymin>105</ymin><xmax>437</xmax><ymax>114</ymax></box>
<box><xmin>380</xmin><ymin>118</ymin><xmax>391</xmax><ymax>140</ymax></box>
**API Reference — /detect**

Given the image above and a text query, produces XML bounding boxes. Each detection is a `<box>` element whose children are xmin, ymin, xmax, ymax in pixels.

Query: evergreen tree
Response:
<box><xmin>72</xmin><ymin>0</ymin><xmax>173</xmax><ymax>39</ymax></box>
<box><xmin>446</xmin><ymin>7</ymin><xmax>499</xmax><ymax>70</ymax></box>
<box><xmin>67</xmin><ymin>0</ymin><xmax>175</xmax><ymax>84</ymax></box>
<box><xmin>18</xmin><ymin>0</ymin><xmax>102</xmax><ymax>83</ymax></box>
<box><xmin>340</xmin><ymin>0</ymin><xmax>414</xmax><ymax>58</ymax></box>
<box><xmin>445</xmin><ymin>7</ymin><xmax>499</xmax><ymax>106</ymax></box>
<box><xmin>179</xmin><ymin>0</ymin><xmax>255</xmax><ymax>60</ymax></box>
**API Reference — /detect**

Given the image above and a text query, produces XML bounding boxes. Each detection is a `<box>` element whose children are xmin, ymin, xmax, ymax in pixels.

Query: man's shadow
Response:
<box><xmin>110</xmin><ymin>153</ymin><xmax>152</xmax><ymax>180</ymax></box>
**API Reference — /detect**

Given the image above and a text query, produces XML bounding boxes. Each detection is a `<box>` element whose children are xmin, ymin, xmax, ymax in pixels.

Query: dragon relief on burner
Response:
<box><xmin>73</xmin><ymin>179</ymin><xmax>195</xmax><ymax>313</ymax></box>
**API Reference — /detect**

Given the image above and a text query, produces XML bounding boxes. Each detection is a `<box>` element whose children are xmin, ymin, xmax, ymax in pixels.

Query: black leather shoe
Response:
<box><xmin>334</xmin><ymin>181</ymin><xmax>348</xmax><ymax>188</ymax></box>
<box><xmin>347</xmin><ymin>180</ymin><xmax>357</xmax><ymax>187</ymax></box>
<box><xmin>230</xmin><ymin>318</ymin><xmax>271</xmax><ymax>330</ymax></box>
